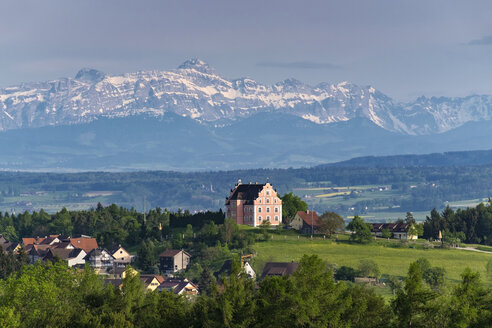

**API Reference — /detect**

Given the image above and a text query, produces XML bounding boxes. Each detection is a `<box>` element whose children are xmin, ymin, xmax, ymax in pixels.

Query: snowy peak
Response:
<box><xmin>177</xmin><ymin>58</ymin><xmax>216</xmax><ymax>75</ymax></box>
<box><xmin>74</xmin><ymin>68</ymin><xmax>106</xmax><ymax>83</ymax></box>
<box><xmin>0</xmin><ymin>60</ymin><xmax>492</xmax><ymax>135</ymax></box>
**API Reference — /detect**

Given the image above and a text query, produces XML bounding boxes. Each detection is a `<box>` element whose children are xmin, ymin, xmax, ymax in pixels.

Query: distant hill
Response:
<box><xmin>326</xmin><ymin>148</ymin><xmax>492</xmax><ymax>168</ymax></box>
<box><xmin>1</xmin><ymin>59</ymin><xmax>492</xmax><ymax>171</ymax></box>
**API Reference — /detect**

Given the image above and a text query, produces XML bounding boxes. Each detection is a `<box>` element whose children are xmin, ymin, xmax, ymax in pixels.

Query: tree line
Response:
<box><xmin>1</xmin><ymin>254</ymin><xmax>492</xmax><ymax>327</ymax></box>
<box><xmin>423</xmin><ymin>201</ymin><xmax>492</xmax><ymax>245</ymax></box>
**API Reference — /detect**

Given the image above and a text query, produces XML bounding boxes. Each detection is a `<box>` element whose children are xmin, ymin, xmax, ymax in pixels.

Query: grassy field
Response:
<box><xmin>251</xmin><ymin>235</ymin><xmax>492</xmax><ymax>286</ymax></box>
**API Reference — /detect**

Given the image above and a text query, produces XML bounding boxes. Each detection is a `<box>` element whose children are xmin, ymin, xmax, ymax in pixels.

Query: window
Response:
<box><xmin>266</xmin><ymin>191</ymin><xmax>270</xmax><ymax>196</ymax></box>
<box><xmin>274</xmin><ymin>199</ymin><xmax>277</xmax><ymax>203</ymax></box>
<box><xmin>275</xmin><ymin>216</ymin><xmax>279</xmax><ymax>221</ymax></box>
<box><xmin>266</xmin><ymin>198</ymin><xmax>270</xmax><ymax>203</ymax></box>
<box><xmin>266</xmin><ymin>216</ymin><xmax>270</xmax><ymax>221</ymax></box>
<box><xmin>258</xmin><ymin>208</ymin><xmax>262</xmax><ymax>213</ymax></box>
<box><xmin>250</xmin><ymin>216</ymin><xmax>253</xmax><ymax>221</ymax></box>
<box><xmin>258</xmin><ymin>216</ymin><xmax>262</xmax><ymax>222</ymax></box>
<box><xmin>266</xmin><ymin>207</ymin><xmax>270</xmax><ymax>213</ymax></box>
<box><xmin>275</xmin><ymin>207</ymin><xmax>278</xmax><ymax>212</ymax></box>
<box><xmin>259</xmin><ymin>199</ymin><xmax>262</xmax><ymax>203</ymax></box>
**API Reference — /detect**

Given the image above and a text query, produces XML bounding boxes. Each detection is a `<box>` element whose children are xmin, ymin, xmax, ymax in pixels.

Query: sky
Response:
<box><xmin>1</xmin><ymin>0</ymin><xmax>492</xmax><ymax>100</ymax></box>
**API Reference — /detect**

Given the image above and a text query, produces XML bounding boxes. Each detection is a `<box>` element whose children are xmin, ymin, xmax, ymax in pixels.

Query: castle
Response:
<box><xmin>225</xmin><ymin>179</ymin><xmax>282</xmax><ymax>227</ymax></box>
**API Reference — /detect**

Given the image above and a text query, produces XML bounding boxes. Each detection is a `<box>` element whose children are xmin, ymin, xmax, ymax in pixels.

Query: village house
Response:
<box><xmin>84</xmin><ymin>248</ymin><xmax>115</xmax><ymax>272</ymax></box>
<box><xmin>370</xmin><ymin>222</ymin><xmax>418</xmax><ymax>240</ymax></box>
<box><xmin>43</xmin><ymin>248</ymin><xmax>87</xmax><ymax>267</ymax></box>
<box><xmin>291</xmin><ymin>210</ymin><xmax>321</xmax><ymax>234</ymax></box>
<box><xmin>261</xmin><ymin>262</ymin><xmax>299</xmax><ymax>279</ymax></box>
<box><xmin>110</xmin><ymin>245</ymin><xmax>133</xmax><ymax>267</ymax></box>
<box><xmin>156</xmin><ymin>278</ymin><xmax>199</xmax><ymax>296</ymax></box>
<box><xmin>140</xmin><ymin>274</ymin><xmax>166</xmax><ymax>291</ymax></box>
<box><xmin>215</xmin><ymin>259</ymin><xmax>256</xmax><ymax>280</ymax></box>
<box><xmin>225</xmin><ymin>180</ymin><xmax>282</xmax><ymax>227</ymax></box>
<box><xmin>159</xmin><ymin>249</ymin><xmax>191</xmax><ymax>275</ymax></box>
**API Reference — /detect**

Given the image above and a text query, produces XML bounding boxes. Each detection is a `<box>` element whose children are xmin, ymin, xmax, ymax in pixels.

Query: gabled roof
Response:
<box><xmin>140</xmin><ymin>274</ymin><xmax>166</xmax><ymax>285</ymax></box>
<box><xmin>40</xmin><ymin>236</ymin><xmax>59</xmax><ymax>245</ymax></box>
<box><xmin>55</xmin><ymin>241</ymin><xmax>73</xmax><ymax>249</ymax></box>
<box><xmin>84</xmin><ymin>248</ymin><xmax>113</xmax><ymax>260</ymax></box>
<box><xmin>44</xmin><ymin>248</ymin><xmax>84</xmax><ymax>261</ymax></box>
<box><xmin>159</xmin><ymin>249</ymin><xmax>191</xmax><ymax>258</ymax></box>
<box><xmin>371</xmin><ymin>222</ymin><xmax>410</xmax><ymax>233</ymax></box>
<box><xmin>226</xmin><ymin>183</ymin><xmax>266</xmax><ymax>204</ymax></box>
<box><xmin>23</xmin><ymin>237</ymin><xmax>44</xmax><ymax>245</ymax></box>
<box><xmin>261</xmin><ymin>262</ymin><xmax>299</xmax><ymax>279</ymax></box>
<box><xmin>70</xmin><ymin>238</ymin><xmax>98</xmax><ymax>253</ymax></box>
<box><xmin>296</xmin><ymin>211</ymin><xmax>321</xmax><ymax>227</ymax></box>
<box><xmin>109</xmin><ymin>245</ymin><xmax>129</xmax><ymax>255</ymax></box>
<box><xmin>158</xmin><ymin>278</ymin><xmax>198</xmax><ymax>295</ymax></box>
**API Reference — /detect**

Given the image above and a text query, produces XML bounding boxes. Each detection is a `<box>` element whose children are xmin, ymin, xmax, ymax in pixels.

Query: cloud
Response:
<box><xmin>468</xmin><ymin>35</ymin><xmax>492</xmax><ymax>45</ymax></box>
<box><xmin>257</xmin><ymin>60</ymin><xmax>340</xmax><ymax>69</ymax></box>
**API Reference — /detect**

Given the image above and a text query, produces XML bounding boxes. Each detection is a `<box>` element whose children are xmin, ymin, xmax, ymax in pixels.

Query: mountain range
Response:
<box><xmin>0</xmin><ymin>59</ymin><xmax>491</xmax><ymax>171</ymax></box>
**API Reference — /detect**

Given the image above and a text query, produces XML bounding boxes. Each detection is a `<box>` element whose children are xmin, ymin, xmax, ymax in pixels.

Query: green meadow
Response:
<box><xmin>251</xmin><ymin>236</ymin><xmax>492</xmax><ymax>285</ymax></box>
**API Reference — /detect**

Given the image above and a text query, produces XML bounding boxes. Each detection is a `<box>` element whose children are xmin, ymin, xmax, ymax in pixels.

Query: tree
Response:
<box><xmin>318</xmin><ymin>211</ymin><xmax>345</xmax><ymax>235</ymax></box>
<box><xmin>334</xmin><ymin>266</ymin><xmax>357</xmax><ymax>282</ymax></box>
<box><xmin>382</xmin><ymin>228</ymin><xmax>393</xmax><ymax>239</ymax></box>
<box><xmin>136</xmin><ymin>239</ymin><xmax>157</xmax><ymax>273</ymax></box>
<box><xmin>280</xmin><ymin>192</ymin><xmax>308</xmax><ymax>223</ymax></box>
<box><xmin>358</xmin><ymin>259</ymin><xmax>380</xmax><ymax>279</ymax></box>
<box><xmin>346</xmin><ymin>216</ymin><xmax>372</xmax><ymax>244</ymax></box>
<box><xmin>392</xmin><ymin>261</ymin><xmax>437</xmax><ymax>327</ymax></box>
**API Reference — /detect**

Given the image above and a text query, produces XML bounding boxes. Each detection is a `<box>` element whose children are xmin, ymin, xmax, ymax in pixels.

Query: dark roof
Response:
<box><xmin>104</xmin><ymin>278</ymin><xmax>123</xmax><ymax>288</ymax></box>
<box><xmin>158</xmin><ymin>278</ymin><xmax>197</xmax><ymax>294</ymax></box>
<box><xmin>140</xmin><ymin>274</ymin><xmax>166</xmax><ymax>285</ymax></box>
<box><xmin>371</xmin><ymin>223</ymin><xmax>410</xmax><ymax>233</ymax></box>
<box><xmin>261</xmin><ymin>262</ymin><xmax>299</xmax><ymax>279</ymax></box>
<box><xmin>159</xmin><ymin>249</ymin><xmax>190</xmax><ymax>258</ymax></box>
<box><xmin>40</xmin><ymin>236</ymin><xmax>59</xmax><ymax>245</ymax></box>
<box><xmin>55</xmin><ymin>241</ymin><xmax>72</xmax><ymax>249</ymax></box>
<box><xmin>226</xmin><ymin>183</ymin><xmax>265</xmax><ymax>204</ymax></box>
<box><xmin>84</xmin><ymin>248</ymin><xmax>113</xmax><ymax>259</ymax></box>
<box><xmin>296</xmin><ymin>211</ymin><xmax>321</xmax><ymax>227</ymax></box>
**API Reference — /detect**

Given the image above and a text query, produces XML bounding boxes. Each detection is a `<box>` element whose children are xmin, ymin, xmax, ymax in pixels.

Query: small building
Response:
<box><xmin>140</xmin><ymin>274</ymin><xmax>166</xmax><ymax>291</ymax></box>
<box><xmin>110</xmin><ymin>245</ymin><xmax>133</xmax><ymax>267</ymax></box>
<box><xmin>216</xmin><ymin>259</ymin><xmax>256</xmax><ymax>279</ymax></box>
<box><xmin>159</xmin><ymin>249</ymin><xmax>191</xmax><ymax>275</ymax></box>
<box><xmin>261</xmin><ymin>262</ymin><xmax>299</xmax><ymax>279</ymax></box>
<box><xmin>225</xmin><ymin>180</ymin><xmax>282</xmax><ymax>227</ymax></box>
<box><xmin>291</xmin><ymin>210</ymin><xmax>321</xmax><ymax>234</ymax></box>
<box><xmin>84</xmin><ymin>248</ymin><xmax>114</xmax><ymax>271</ymax></box>
<box><xmin>43</xmin><ymin>248</ymin><xmax>87</xmax><ymax>267</ymax></box>
<box><xmin>157</xmin><ymin>278</ymin><xmax>198</xmax><ymax>295</ymax></box>
<box><xmin>370</xmin><ymin>222</ymin><xmax>418</xmax><ymax>240</ymax></box>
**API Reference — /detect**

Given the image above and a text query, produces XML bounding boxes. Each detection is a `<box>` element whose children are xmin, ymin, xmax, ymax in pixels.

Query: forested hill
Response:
<box><xmin>324</xmin><ymin>149</ymin><xmax>492</xmax><ymax>168</ymax></box>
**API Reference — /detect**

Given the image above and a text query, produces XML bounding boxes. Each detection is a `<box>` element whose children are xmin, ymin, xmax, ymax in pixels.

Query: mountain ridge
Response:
<box><xmin>1</xmin><ymin>59</ymin><xmax>492</xmax><ymax>135</ymax></box>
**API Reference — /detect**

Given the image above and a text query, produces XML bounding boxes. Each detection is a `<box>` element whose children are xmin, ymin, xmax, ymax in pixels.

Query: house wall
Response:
<box><xmin>226</xmin><ymin>183</ymin><xmax>282</xmax><ymax>227</ymax></box>
<box><xmin>291</xmin><ymin>214</ymin><xmax>303</xmax><ymax>230</ymax></box>
<box><xmin>68</xmin><ymin>250</ymin><xmax>87</xmax><ymax>267</ymax></box>
<box><xmin>113</xmin><ymin>247</ymin><xmax>132</xmax><ymax>265</ymax></box>
<box><xmin>253</xmin><ymin>183</ymin><xmax>282</xmax><ymax>226</ymax></box>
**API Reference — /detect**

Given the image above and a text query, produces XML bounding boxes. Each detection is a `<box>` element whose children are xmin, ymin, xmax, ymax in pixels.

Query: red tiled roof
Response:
<box><xmin>70</xmin><ymin>238</ymin><xmax>98</xmax><ymax>253</ymax></box>
<box><xmin>296</xmin><ymin>211</ymin><xmax>321</xmax><ymax>227</ymax></box>
<box><xmin>22</xmin><ymin>237</ymin><xmax>45</xmax><ymax>245</ymax></box>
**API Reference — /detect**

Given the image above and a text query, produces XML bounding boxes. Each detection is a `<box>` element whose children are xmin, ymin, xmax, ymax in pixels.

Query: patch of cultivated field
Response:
<box><xmin>252</xmin><ymin>238</ymin><xmax>492</xmax><ymax>284</ymax></box>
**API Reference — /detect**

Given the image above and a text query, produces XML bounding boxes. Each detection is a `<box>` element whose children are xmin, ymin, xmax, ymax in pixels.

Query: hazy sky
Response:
<box><xmin>2</xmin><ymin>0</ymin><xmax>492</xmax><ymax>100</ymax></box>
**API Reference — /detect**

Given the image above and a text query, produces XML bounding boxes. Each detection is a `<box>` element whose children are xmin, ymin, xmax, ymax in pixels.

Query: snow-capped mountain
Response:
<box><xmin>1</xmin><ymin>58</ymin><xmax>492</xmax><ymax>135</ymax></box>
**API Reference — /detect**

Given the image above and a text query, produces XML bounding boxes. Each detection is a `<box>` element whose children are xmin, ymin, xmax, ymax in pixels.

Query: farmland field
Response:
<box><xmin>251</xmin><ymin>235</ymin><xmax>492</xmax><ymax>286</ymax></box>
